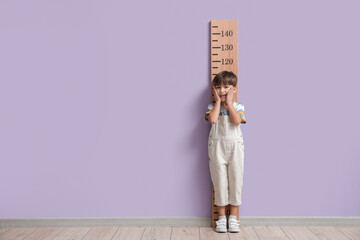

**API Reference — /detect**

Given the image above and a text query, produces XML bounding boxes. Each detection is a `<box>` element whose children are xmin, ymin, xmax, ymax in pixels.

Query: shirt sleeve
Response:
<box><xmin>205</xmin><ymin>104</ymin><xmax>214</xmax><ymax>121</ymax></box>
<box><xmin>235</xmin><ymin>103</ymin><xmax>246</xmax><ymax>124</ymax></box>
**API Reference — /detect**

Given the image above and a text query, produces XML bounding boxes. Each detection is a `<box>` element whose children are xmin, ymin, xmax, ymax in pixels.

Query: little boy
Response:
<box><xmin>205</xmin><ymin>71</ymin><xmax>246</xmax><ymax>233</ymax></box>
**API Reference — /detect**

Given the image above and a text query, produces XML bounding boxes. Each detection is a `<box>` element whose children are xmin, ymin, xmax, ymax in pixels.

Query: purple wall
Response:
<box><xmin>1</xmin><ymin>0</ymin><xmax>359</xmax><ymax>218</ymax></box>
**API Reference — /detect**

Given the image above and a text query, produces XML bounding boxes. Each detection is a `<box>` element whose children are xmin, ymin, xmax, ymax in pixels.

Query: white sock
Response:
<box><xmin>229</xmin><ymin>215</ymin><xmax>237</xmax><ymax>220</ymax></box>
<box><xmin>218</xmin><ymin>215</ymin><xmax>226</xmax><ymax>220</ymax></box>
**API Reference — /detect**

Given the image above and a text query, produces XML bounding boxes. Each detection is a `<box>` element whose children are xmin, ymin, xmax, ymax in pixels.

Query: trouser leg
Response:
<box><xmin>227</xmin><ymin>139</ymin><xmax>244</xmax><ymax>206</ymax></box>
<box><xmin>209</xmin><ymin>140</ymin><xmax>229</xmax><ymax>206</ymax></box>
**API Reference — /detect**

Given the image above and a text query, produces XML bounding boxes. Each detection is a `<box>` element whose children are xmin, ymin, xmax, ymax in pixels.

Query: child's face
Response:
<box><xmin>214</xmin><ymin>84</ymin><xmax>235</xmax><ymax>102</ymax></box>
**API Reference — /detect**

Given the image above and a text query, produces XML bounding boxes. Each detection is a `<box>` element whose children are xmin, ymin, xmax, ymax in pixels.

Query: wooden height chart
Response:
<box><xmin>210</xmin><ymin>20</ymin><xmax>238</xmax><ymax>228</ymax></box>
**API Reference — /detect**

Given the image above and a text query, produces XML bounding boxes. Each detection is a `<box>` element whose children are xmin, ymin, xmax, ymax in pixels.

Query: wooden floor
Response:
<box><xmin>1</xmin><ymin>226</ymin><xmax>360</xmax><ymax>240</ymax></box>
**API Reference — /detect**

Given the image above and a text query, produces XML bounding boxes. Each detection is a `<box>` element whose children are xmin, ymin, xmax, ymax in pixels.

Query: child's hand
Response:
<box><xmin>226</xmin><ymin>87</ymin><xmax>235</xmax><ymax>104</ymax></box>
<box><xmin>213</xmin><ymin>86</ymin><xmax>220</xmax><ymax>102</ymax></box>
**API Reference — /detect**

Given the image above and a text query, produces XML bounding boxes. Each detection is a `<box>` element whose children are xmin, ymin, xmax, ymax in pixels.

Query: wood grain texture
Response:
<box><xmin>337</xmin><ymin>227</ymin><xmax>360</xmax><ymax>240</ymax></box>
<box><xmin>81</xmin><ymin>227</ymin><xmax>118</xmax><ymax>240</ymax></box>
<box><xmin>23</xmin><ymin>228</ymin><xmax>64</xmax><ymax>240</ymax></box>
<box><xmin>171</xmin><ymin>227</ymin><xmax>199</xmax><ymax>240</ymax></box>
<box><xmin>0</xmin><ymin>228</ymin><xmax>10</xmax><ymax>235</ymax></box>
<box><xmin>112</xmin><ymin>227</ymin><xmax>145</xmax><ymax>240</ymax></box>
<box><xmin>52</xmin><ymin>227</ymin><xmax>90</xmax><ymax>240</ymax></box>
<box><xmin>253</xmin><ymin>226</ymin><xmax>289</xmax><ymax>240</ymax></box>
<box><xmin>199</xmin><ymin>227</ymin><xmax>229</xmax><ymax>240</ymax></box>
<box><xmin>280</xmin><ymin>226</ymin><xmax>319</xmax><ymax>240</ymax></box>
<box><xmin>141</xmin><ymin>227</ymin><xmax>172</xmax><ymax>240</ymax></box>
<box><xmin>308</xmin><ymin>226</ymin><xmax>351</xmax><ymax>240</ymax></box>
<box><xmin>0</xmin><ymin>228</ymin><xmax>37</xmax><ymax>240</ymax></box>
<box><xmin>0</xmin><ymin>226</ymin><xmax>359</xmax><ymax>240</ymax></box>
<box><xmin>228</xmin><ymin>226</ymin><xmax>260</xmax><ymax>240</ymax></box>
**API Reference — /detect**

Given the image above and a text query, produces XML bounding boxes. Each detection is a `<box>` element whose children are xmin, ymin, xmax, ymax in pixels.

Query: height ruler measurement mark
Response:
<box><xmin>210</xmin><ymin>20</ymin><xmax>238</xmax><ymax>93</ymax></box>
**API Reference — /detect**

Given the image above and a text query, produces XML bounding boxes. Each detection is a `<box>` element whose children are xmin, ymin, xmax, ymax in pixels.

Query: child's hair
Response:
<box><xmin>212</xmin><ymin>71</ymin><xmax>238</xmax><ymax>87</ymax></box>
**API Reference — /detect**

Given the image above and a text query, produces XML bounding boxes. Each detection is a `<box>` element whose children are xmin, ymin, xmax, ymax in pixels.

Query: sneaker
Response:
<box><xmin>228</xmin><ymin>216</ymin><xmax>240</xmax><ymax>233</ymax></box>
<box><xmin>215</xmin><ymin>216</ymin><xmax>227</xmax><ymax>233</ymax></box>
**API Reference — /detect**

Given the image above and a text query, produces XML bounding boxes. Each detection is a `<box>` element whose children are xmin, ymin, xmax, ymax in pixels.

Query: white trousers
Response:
<box><xmin>208</xmin><ymin>137</ymin><xmax>244</xmax><ymax>206</ymax></box>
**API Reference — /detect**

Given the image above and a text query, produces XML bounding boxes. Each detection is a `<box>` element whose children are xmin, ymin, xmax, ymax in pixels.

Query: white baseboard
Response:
<box><xmin>1</xmin><ymin>217</ymin><xmax>360</xmax><ymax>228</ymax></box>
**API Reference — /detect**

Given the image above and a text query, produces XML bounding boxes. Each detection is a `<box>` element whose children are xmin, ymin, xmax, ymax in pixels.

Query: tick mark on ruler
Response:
<box><xmin>212</xmin><ymin>40</ymin><xmax>218</xmax><ymax>42</ymax></box>
<box><xmin>212</xmin><ymin>67</ymin><xmax>218</xmax><ymax>69</ymax></box>
<box><xmin>212</xmin><ymin>47</ymin><xmax>221</xmax><ymax>49</ymax></box>
<box><xmin>212</xmin><ymin>26</ymin><xmax>218</xmax><ymax>28</ymax></box>
<box><xmin>212</xmin><ymin>60</ymin><xmax>221</xmax><ymax>62</ymax></box>
<box><xmin>212</xmin><ymin>33</ymin><xmax>220</xmax><ymax>35</ymax></box>
<box><xmin>212</xmin><ymin>54</ymin><xmax>218</xmax><ymax>56</ymax></box>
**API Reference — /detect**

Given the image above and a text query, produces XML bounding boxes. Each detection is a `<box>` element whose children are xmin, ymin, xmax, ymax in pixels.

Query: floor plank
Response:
<box><xmin>141</xmin><ymin>227</ymin><xmax>172</xmax><ymax>240</ymax></box>
<box><xmin>0</xmin><ymin>228</ymin><xmax>10</xmax><ymax>235</ymax></box>
<box><xmin>23</xmin><ymin>228</ymin><xmax>64</xmax><ymax>240</ymax></box>
<box><xmin>112</xmin><ymin>227</ymin><xmax>145</xmax><ymax>240</ymax></box>
<box><xmin>171</xmin><ymin>227</ymin><xmax>199</xmax><ymax>240</ymax></box>
<box><xmin>0</xmin><ymin>228</ymin><xmax>37</xmax><ymax>240</ymax></box>
<box><xmin>0</xmin><ymin>226</ymin><xmax>359</xmax><ymax>240</ymax></box>
<box><xmin>81</xmin><ymin>227</ymin><xmax>118</xmax><ymax>240</ymax></box>
<box><xmin>337</xmin><ymin>227</ymin><xmax>360</xmax><ymax>240</ymax></box>
<box><xmin>199</xmin><ymin>227</ymin><xmax>229</xmax><ymax>240</ymax></box>
<box><xmin>253</xmin><ymin>226</ymin><xmax>289</xmax><ymax>240</ymax></box>
<box><xmin>52</xmin><ymin>227</ymin><xmax>91</xmax><ymax>240</ymax></box>
<box><xmin>228</xmin><ymin>226</ymin><xmax>260</xmax><ymax>240</ymax></box>
<box><xmin>280</xmin><ymin>226</ymin><xmax>319</xmax><ymax>240</ymax></box>
<box><xmin>0</xmin><ymin>228</ymin><xmax>9</xmax><ymax>233</ymax></box>
<box><xmin>308</xmin><ymin>226</ymin><xmax>350</xmax><ymax>240</ymax></box>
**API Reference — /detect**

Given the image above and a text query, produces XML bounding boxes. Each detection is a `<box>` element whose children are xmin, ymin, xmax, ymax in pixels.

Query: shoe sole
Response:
<box><xmin>228</xmin><ymin>228</ymin><xmax>240</xmax><ymax>233</ymax></box>
<box><xmin>215</xmin><ymin>228</ymin><xmax>227</xmax><ymax>233</ymax></box>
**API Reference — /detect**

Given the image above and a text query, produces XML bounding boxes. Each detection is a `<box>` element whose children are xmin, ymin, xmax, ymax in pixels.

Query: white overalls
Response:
<box><xmin>206</xmin><ymin>101</ymin><xmax>245</xmax><ymax>206</ymax></box>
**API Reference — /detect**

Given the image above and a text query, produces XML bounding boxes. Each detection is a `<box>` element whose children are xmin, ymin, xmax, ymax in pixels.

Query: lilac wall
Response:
<box><xmin>1</xmin><ymin>0</ymin><xmax>359</xmax><ymax>218</ymax></box>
